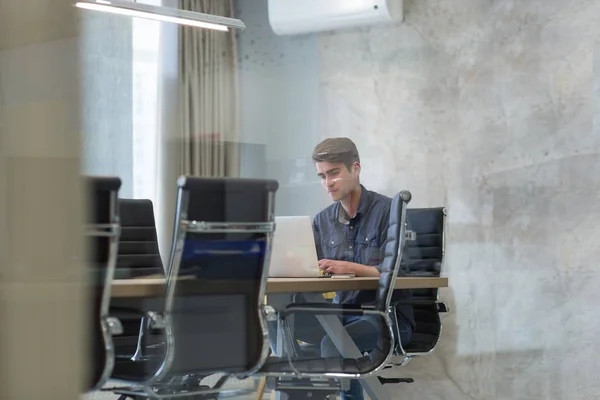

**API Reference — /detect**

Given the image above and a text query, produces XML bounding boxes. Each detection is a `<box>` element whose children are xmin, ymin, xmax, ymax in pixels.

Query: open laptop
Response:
<box><xmin>268</xmin><ymin>216</ymin><xmax>321</xmax><ymax>278</ymax></box>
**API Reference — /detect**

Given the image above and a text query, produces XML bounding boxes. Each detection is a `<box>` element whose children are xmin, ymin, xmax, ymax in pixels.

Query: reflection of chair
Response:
<box><xmin>85</xmin><ymin>176</ymin><xmax>123</xmax><ymax>391</ymax></box>
<box><xmin>259</xmin><ymin>191</ymin><xmax>413</xmax><ymax>399</ymax></box>
<box><xmin>110</xmin><ymin>199</ymin><xmax>166</xmax><ymax>382</ymax></box>
<box><xmin>390</xmin><ymin>207</ymin><xmax>449</xmax><ymax>365</ymax></box>
<box><xmin>111</xmin><ymin>176</ymin><xmax>278</xmax><ymax>399</ymax></box>
<box><xmin>116</xmin><ymin>199</ymin><xmax>164</xmax><ymax>277</ymax></box>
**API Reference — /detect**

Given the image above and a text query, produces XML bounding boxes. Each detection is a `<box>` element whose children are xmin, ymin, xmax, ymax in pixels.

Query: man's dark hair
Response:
<box><xmin>312</xmin><ymin>137</ymin><xmax>360</xmax><ymax>171</ymax></box>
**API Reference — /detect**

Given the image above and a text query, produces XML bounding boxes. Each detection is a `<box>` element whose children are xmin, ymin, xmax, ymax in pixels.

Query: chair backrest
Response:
<box><xmin>117</xmin><ymin>198</ymin><xmax>163</xmax><ymax>276</ymax></box>
<box><xmin>401</xmin><ymin>207</ymin><xmax>446</xmax><ymax>354</ymax></box>
<box><xmin>156</xmin><ymin>176</ymin><xmax>278</xmax><ymax>381</ymax></box>
<box><xmin>405</xmin><ymin>207</ymin><xmax>445</xmax><ymax>276</ymax></box>
<box><xmin>111</xmin><ymin>198</ymin><xmax>164</xmax><ymax>347</ymax></box>
<box><xmin>351</xmin><ymin>190</ymin><xmax>413</xmax><ymax>371</ymax></box>
<box><xmin>85</xmin><ymin>176</ymin><xmax>121</xmax><ymax>390</ymax></box>
<box><xmin>376</xmin><ymin>190</ymin><xmax>413</xmax><ymax>312</ymax></box>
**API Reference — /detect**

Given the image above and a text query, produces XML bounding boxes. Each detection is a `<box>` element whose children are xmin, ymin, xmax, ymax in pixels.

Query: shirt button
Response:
<box><xmin>350</xmin><ymin>226</ymin><xmax>354</xmax><ymax>230</ymax></box>
<box><xmin>365</xmin><ymin>238</ymin><xmax>369</xmax><ymax>242</ymax></box>
<box><xmin>331</xmin><ymin>241</ymin><xmax>335</xmax><ymax>245</ymax></box>
<box><xmin>349</xmin><ymin>245</ymin><xmax>353</xmax><ymax>249</ymax></box>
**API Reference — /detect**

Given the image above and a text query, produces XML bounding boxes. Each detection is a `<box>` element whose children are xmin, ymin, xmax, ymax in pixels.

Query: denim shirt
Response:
<box><xmin>312</xmin><ymin>186</ymin><xmax>392</xmax><ymax>305</ymax></box>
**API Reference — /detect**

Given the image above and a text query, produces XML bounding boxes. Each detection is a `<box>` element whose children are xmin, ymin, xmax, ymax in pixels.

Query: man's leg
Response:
<box><xmin>320</xmin><ymin>315</ymin><xmax>413</xmax><ymax>400</ymax></box>
<box><xmin>267</xmin><ymin>316</ymin><xmax>327</xmax><ymax>356</ymax></box>
<box><xmin>395</xmin><ymin>318</ymin><xmax>412</xmax><ymax>349</ymax></box>
<box><xmin>267</xmin><ymin>293</ymin><xmax>327</xmax><ymax>357</ymax></box>
<box><xmin>320</xmin><ymin>315</ymin><xmax>380</xmax><ymax>400</ymax></box>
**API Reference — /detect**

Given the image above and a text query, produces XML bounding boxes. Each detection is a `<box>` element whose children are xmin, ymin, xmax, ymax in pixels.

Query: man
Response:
<box><xmin>310</xmin><ymin>137</ymin><xmax>414</xmax><ymax>400</ymax></box>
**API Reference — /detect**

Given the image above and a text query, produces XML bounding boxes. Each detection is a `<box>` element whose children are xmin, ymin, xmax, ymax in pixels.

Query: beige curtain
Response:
<box><xmin>179</xmin><ymin>0</ymin><xmax>240</xmax><ymax>177</ymax></box>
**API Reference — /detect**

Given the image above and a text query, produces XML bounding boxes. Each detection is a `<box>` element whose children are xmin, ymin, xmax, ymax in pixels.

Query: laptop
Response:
<box><xmin>268</xmin><ymin>216</ymin><xmax>321</xmax><ymax>278</ymax></box>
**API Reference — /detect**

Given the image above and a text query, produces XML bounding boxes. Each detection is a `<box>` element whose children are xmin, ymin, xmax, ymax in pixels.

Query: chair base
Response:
<box><xmin>112</xmin><ymin>387</ymin><xmax>250</xmax><ymax>400</ymax></box>
<box><xmin>271</xmin><ymin>377</ymin><xmax>346</xmax><ymax>400</ymax></box>
<box><xmin>377</xmin><ymin>376</ymin><xmax>414</xmax><ymax>385</ymax></box>
<box><xmin>384</xmin><ymin>356</ymin><xmax>411</xmax><ymax>368</ymax></box>
<box><xmin>106</xmin><ymin>374</ymin><xmax>250</xmax><ymax>400</ymax></box>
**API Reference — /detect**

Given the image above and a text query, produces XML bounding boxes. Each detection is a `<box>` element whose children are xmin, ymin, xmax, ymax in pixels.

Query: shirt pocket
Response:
<box><xmin>321</xmin><ymin>231</ymin><xmax>345</xmax><ymax>259</ymax></box>
<box><xmin>358</xmin><ymin>232</ymin><xmax>383</xmax><ymax>266</ymax></box>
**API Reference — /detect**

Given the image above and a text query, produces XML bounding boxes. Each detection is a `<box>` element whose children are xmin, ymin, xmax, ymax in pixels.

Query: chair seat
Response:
<box><xmin>112</xmin><ymin>355</ymin><xmax>165</xmax><ymax>381</ymax></box>
<box><xmin>403</xmin><ymin>332</ymin><xmax>439</xmax><ymax>353</ymax></box>
<box><xmin>111</xmin><ymin>340</ymin><xmax>166</xmax><ymax>381</ymax></box>
<box><xmin>259</xmin><ymin>356</ymin><xmax>373</xmax><ymax>374</ymax></box>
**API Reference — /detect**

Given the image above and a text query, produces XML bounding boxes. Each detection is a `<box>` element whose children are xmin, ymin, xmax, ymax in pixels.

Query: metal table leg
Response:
<box><xmin>267</xmin><ymin>293</ymin><xmax>294</xmax><ymax>400</ymax></box>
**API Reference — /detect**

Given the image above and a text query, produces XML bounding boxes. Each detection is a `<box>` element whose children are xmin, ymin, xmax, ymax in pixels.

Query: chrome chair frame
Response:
<box><xmin>86</xmin><ymin>177</ymin><xmax>123</xmax><ymax>391</ymax></box>
<box><xmin>258</xmin><ymin>190</ymin><xmax>413</xmax><ymax>381</ymax></box>
<box><xmin>276</xmin><ymin>309</ymin><xmax>396</xmax><ymax>380</ymax></box>
<box><xmin>111</xmin><ymin>177</ymin><xmax>277</xmax><ymax>399</ymax></box>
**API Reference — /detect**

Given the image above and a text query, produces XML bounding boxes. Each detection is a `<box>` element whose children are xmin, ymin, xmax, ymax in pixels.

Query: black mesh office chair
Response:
<box><xmin>258</xmin><ymin>191</ymin><xmax>413</xmax><ymax>397</ymax></box>
<box><xmin>110</xmin><ymin>199</ymin><xmax>167</xmax><ymax>383</ymax></box>
<box><xmin>111</xmin><ymin>176</ymin><xmax>278</xmax><ymax>399</ymax></box>
<box><xmin>116</xmin><ymin>199</ymin><xmax>164</xmax><ymax>277</ymax></box>
<box><xmin>390</xmin><ymin>207</ymin><xmax>449</xmax><ymax>364</ymax></box>
<box><xmin>85</xmin><ymin>176</ymin><xmax>123</xmax><ymax>391</ymax></box>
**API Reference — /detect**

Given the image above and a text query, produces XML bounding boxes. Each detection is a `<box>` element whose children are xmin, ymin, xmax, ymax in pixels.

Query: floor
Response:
<box><xmin>83</xmin><ymin>375</ymin><xmax>260</xmax><ymax>399</ymax></box>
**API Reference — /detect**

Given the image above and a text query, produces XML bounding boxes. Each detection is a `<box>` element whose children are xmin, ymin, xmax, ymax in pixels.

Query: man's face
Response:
<box><xmin>315</xmin><ymin>161</ymin><xmax>359</xmax><ymax>202</ymax></box>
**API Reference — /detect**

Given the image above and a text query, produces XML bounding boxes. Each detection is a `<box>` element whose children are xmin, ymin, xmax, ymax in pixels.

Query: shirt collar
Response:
<box><xmin>332</xmin><ymin>185</ymin><xmax>371</xmax><ymax>222</ymax></box>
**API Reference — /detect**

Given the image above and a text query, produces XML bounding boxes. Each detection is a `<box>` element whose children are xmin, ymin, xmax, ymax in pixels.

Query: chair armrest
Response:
<box><xmin>280</xmin><ymin>303</ymin><xmax>374</xmax><ymax>319</ymax></box>
<box><xmin>110</xmin><ymin>306</ymin><xmax>148</xmax><ymax>319</ymax></box>
<box><xmin>106</xmin><ymin>316</ymin><xmax>123</xmax><ymax>336</ymax></box>
<box><xmin>392</xmin><ymin>300</ymin><xmax>449</xmax><ymax>312</ymax></box>
<box><xmin>110</xmin><ymin>307</ymin><xmax>170</xmax><ymax>328</ymax></box>
<box><xmin>110</xmin><ymin>306</ymin><xmax>166</xmax><ymax>326</ymax></box>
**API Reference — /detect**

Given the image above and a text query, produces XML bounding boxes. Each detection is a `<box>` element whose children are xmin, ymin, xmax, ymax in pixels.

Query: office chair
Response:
<box><xmin>116</xmin><ymin>199</ymin><xmax>164</xmax><ymax>277</ymax></box>
<box><xmin>110</xmin><ymin>176</ymin><xmax>278</xmax><ymax>399</ymax></box>
<box><xmin>258</xmin><ymin>190</ymin><xmax>413</xmax><ymax>400</ymax></box>
<box><xmin>110</xmin><ymin>199</ymin><xmax>167</xmax><ymax>383</ymax></box>
<box><xmin>85</xmin><ymin>176</ymin><xmax>123</xmax><ymax>391</ymax></box>
<box><xmin>382</xmin><ymin>207</ymin><xmax>449</xmax><ymax>383</ymax></box>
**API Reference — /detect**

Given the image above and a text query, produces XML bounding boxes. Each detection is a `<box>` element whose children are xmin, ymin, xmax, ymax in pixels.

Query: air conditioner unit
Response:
<box><xmin>268</xmin><ymin>0</ymin><xmax>403</xmax><ymax>36</ymax></box>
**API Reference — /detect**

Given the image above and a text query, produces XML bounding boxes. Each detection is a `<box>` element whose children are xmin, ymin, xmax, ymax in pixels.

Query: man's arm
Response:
<box><xmin>318</xmin><ymin>260</ymin><xmax>380</xmax><ymax>277</ymax></box>
<box><xmin>316</xmin><ymin>204</ymin><xmax>390</xmax><ymax>277</ymax></box>
<box><xmin>374</xmin><ymin>209</ymin><xmax>390</xmax><ymax>274</ymax></box>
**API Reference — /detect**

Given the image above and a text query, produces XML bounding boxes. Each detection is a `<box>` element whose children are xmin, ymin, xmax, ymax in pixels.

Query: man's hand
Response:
<box><xmin>318</xmin><ymin>259</ymin><xmax>355</xmax><ymax>275</ymax></box>
<box><xmin>318</xmin><ymin>260</ymin><xmax>380</xmax><ymax>277</ymax></box>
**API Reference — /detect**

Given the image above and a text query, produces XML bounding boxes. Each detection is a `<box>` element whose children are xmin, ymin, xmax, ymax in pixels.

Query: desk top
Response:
<box><xmin>111</xmin><ymin>276</ymin><xmax>448</xmax><ymax>298</ymax></box>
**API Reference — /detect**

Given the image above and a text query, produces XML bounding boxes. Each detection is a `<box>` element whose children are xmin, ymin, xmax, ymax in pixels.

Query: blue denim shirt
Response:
<box><xmin>312</xmin><ymin>186</ymin><xmax>392</xmax><ymax>305</ymax></box>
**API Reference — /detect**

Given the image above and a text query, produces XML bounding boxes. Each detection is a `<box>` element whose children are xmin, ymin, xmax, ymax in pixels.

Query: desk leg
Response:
<box><xmin>268</xmin><ymin>293</ymin><xmax>293</xmax><ymax>358</ymax></box>
<box><xmin>267</xmin><ymin>294</ymin><xmax>294</xmax><ymax>400</ymax></box>
<box><xmin>303</xmin><ymin>293</ymin><xmax>387</xmax><ymax>400</ymax></box>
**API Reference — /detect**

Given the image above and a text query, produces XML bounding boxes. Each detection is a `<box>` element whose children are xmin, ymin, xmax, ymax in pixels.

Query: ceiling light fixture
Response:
<box><xmin>74</xmin><ymin>0</ymin><xmax>246</xmax><ymax>31</ymax></box>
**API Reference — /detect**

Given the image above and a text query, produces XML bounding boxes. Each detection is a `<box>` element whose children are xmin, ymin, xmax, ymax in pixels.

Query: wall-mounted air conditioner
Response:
<box><xmin>268</xmin><ymin>0</ymin><xmax>403</xmax><ymax>36</ymax></box>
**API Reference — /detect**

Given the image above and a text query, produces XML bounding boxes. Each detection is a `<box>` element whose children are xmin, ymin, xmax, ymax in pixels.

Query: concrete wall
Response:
<box><xmin>235</xmin><ymin>0</ymin><xmax>328</xmax><ymax>216</ymax></box>
<box><xmin>235</xmin><ymin>0</ymin><xmax>600</xmax><ymax>398</ymax></box>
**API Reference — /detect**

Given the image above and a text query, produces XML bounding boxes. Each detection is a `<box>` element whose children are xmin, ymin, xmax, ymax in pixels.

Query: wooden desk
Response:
<box><xmin>111</xmin><ymin>276</ymin><xmax>448</xmax><ymax>298</ymax></box>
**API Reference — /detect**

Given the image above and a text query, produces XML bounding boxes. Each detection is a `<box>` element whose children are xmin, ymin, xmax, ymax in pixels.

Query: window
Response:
<box><xmin>132</xmin><ymin>0</ymin><xmax>162</xmax><ymax>201</ymax></box>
